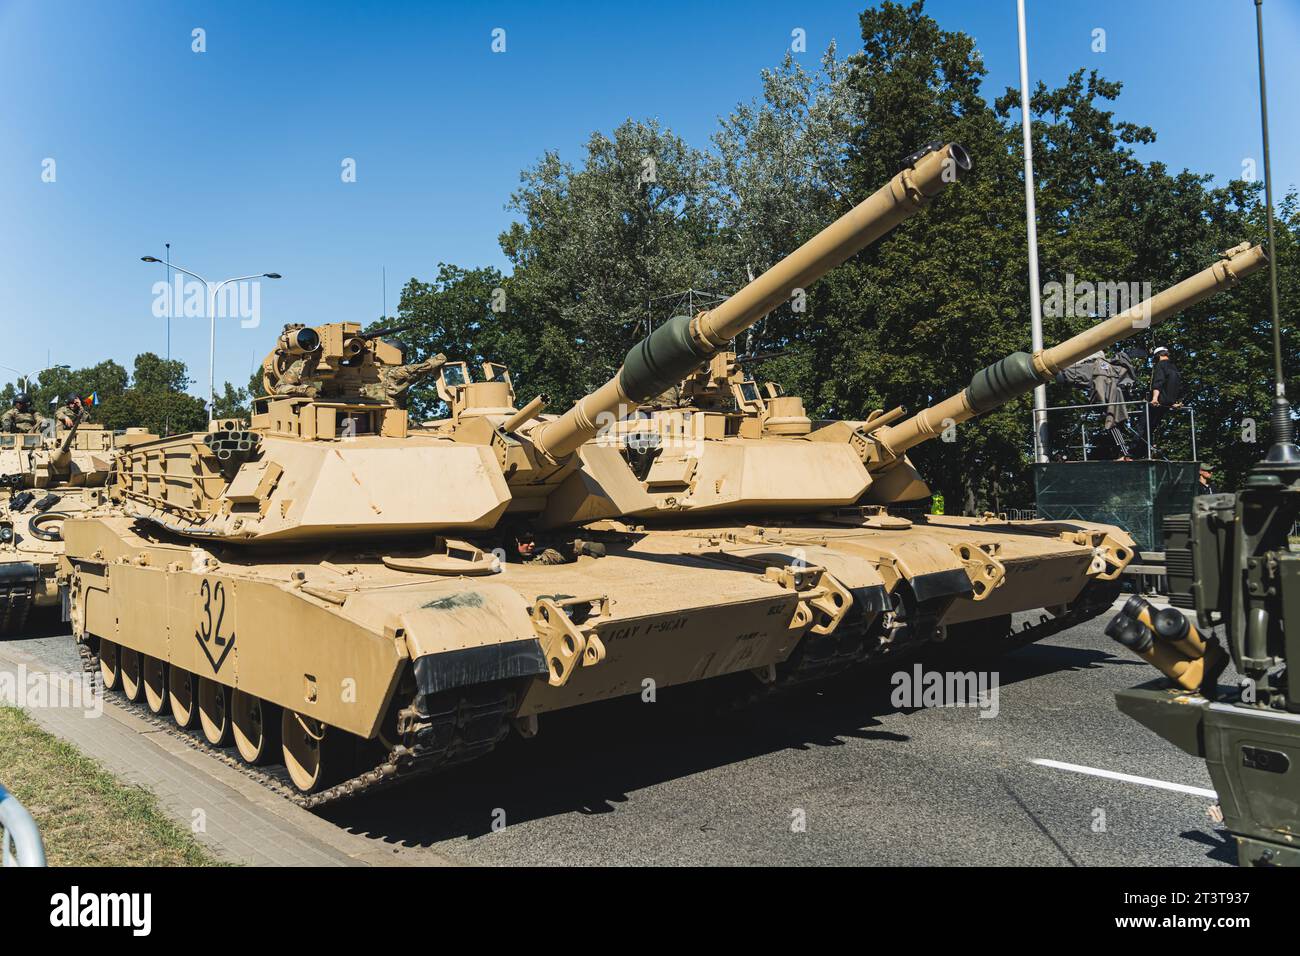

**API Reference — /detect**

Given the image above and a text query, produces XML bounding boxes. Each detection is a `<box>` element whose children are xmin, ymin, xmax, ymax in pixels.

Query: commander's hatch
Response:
<box><xmin>436</xmin><ymin>361</ymin><xmax>471</xmax><ymax>406</ymax></box>
<box><xmin>436</xmin><ymin>361</ymin><xmax>517</xmax><ymax>421</ymax></box>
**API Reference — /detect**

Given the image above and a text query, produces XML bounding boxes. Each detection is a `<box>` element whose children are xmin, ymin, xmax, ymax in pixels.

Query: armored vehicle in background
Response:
<box><xmin>0</xmin><ymin>422</ymin><xmax>155</xmax><ymax>633</ymax></box>
<box><xmin>1112</xmin><ymin>440</ymin><xmax>1298</xmax><ymax>866</ymax></box>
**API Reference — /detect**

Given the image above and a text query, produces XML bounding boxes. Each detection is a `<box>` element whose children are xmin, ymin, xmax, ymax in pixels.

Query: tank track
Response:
<box><xmin>0</xmin><ymin>583</ymin><xmax>33</xmax><ymax>636</ymax></box>
<box><xmin>735</xmin><ymin>580</ymin><xmax>1123</xmax><ymax>706</ymax></box>
<box><xmin>76</xmin><ymin>641</ymin><xmax>519</xmax><ymax>810</ymax></box>
<box><xmin>928</xmin><ymin>580</ymin><xmax>1123</xmax><ymax>664</ymax></box>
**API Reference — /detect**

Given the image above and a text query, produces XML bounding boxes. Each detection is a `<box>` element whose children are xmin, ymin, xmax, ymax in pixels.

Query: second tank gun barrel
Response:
<box><xmin>873</xmin><ymin>242</ymin><xmax>1268</xmax><ymax>458</ymax></box>
<box><xmin>529</xmin><ymin>142</ymin><xmax>972</xmax><ymax>462</ymax></box>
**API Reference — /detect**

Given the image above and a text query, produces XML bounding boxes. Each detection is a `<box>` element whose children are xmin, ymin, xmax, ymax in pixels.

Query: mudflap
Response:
<box><xmin>411</xmin><ymin>638</ymin><xmax>548</xmax><ymax>698</ymax></box>
<box><xmin>0</xmin><ymin>562</ymin><xmax>38</xmax><ymax>636</ymax></box>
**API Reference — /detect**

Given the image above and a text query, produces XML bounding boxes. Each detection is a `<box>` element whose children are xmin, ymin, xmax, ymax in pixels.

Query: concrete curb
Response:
<box><xmin>0</xmin><ymin>639</ymin><xmax>459</xmax><ymax>867</ymax></box>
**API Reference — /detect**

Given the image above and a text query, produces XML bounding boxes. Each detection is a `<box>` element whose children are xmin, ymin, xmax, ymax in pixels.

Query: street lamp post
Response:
<box><xmin>0</xmin><ymin>363</ymin><xmax>70</xmax><ymax>394</ymax></box>
<box><xmin>141</xmin><ymin>257</ymin><xmax>281</xmax><ymax>415</ymax></box>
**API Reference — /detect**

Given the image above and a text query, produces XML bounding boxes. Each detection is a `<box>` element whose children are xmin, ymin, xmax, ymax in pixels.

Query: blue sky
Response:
<box><xmin>1</xmin><ymin>0</ymin><xmax>1296</xmax><ymax>399</ymax></box>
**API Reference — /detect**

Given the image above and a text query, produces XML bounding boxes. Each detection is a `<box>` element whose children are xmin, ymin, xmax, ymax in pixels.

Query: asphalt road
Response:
<box><xmin>11</xmin><ymin>603</ymin><xmax>1233</xmax><ymax>866</ymax></box>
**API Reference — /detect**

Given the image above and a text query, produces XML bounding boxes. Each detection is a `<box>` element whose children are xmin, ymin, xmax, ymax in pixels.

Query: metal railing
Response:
<box><xmin>0</xmin><ymin>783</ymin><xmax>46</xmax><ymax>867</ymax></box>
<box><xmin>1041</xmin><ymin>399</ymin><xmax>1197</xmax><ymax>462</ymax></box>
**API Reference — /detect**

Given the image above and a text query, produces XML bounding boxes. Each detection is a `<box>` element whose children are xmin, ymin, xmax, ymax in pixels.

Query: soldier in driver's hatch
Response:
<box><xmin>1</xmin><ymin>393</ymin><xmax>49</xmax><ymax>433</ymax></box>
<box><xmin>515</xmin><ymin>530</ymin><xmax>568</xmax><ymax>565</ymax></box>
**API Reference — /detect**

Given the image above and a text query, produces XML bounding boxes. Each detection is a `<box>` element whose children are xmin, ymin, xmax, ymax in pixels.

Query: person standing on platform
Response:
<box><xmin>1146</xmin><ymin>346</ymin><xmax>1183</xmax><ymax>455</ymax></box>
<box><xmin>1198</xmin><ymin>464</ymin><xmax>1217</xmax><ymax>496</ymax></box>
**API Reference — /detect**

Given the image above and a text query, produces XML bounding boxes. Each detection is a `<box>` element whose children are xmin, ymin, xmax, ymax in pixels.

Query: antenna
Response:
<box><xmin>1254</xmin><ymin>0</ymin><xmax>1298</xmax><ymax>465</ymax></box>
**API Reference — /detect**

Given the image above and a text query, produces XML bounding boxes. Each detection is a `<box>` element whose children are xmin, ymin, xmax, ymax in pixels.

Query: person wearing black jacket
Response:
<box><xmin>1146</xmin><ymin>346</ymin><xmax>1183</xmax><ymax>452</ymax></box>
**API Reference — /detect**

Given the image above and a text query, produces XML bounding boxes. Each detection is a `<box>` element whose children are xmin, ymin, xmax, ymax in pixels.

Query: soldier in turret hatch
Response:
<box><xmin>273</xmin><ymin>350</ymin><xmax>323</xmax><ymax>398</ymax></box>
<box><xmin>362</xmin><ymin>353</ymin><xmax>447</xmax><ymax>409</ymax></box>
<box><xmin>1</xmin><ymin>393</ymin><xmax>49</xmax><ymax>433</ymax></box>
<box><xmin>53</xmin><ymin>394</ymin><xmax>86</xmax><ymax>429</ymax></box>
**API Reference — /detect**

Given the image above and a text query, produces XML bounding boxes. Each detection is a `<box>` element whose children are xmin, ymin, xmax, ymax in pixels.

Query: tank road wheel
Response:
<box><xmin>231</xmin><ymin>690</ymin><xmax>279</xmax><ymax>765</ymax></box>
<box><xmin>141</xmin><ymin>656</ymin><xmax>169</xmax><ymax>715</ymax></box>
<box><xmin>197</xmin><ymin>677</ymin><xmax>232</xmax><ymax>747</ymax></box>
<box><xmin>281</xmin><ymin>710</ymin><xmax>350</xmax><ymax>794</ymax></box>
<box><xmin>99</xmin><ymin>640</ymin><xmax>121</xmax><ymax>692</ymax></box>
<box><xmin>169</xmin><ymin>667</ymin><xmax>199</xmax><ymax>730</ymax></box>
<box><xmin>119</xmin><ymin>648</ymin><xmax>144</xmax><ymax>703</ymax></box>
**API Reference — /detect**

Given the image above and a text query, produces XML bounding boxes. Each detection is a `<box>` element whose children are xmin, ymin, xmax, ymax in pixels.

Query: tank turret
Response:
<box><xmin>110</xmin><ymin>142</ymin><xmax>970</xmax><ymax>543</ymax></box>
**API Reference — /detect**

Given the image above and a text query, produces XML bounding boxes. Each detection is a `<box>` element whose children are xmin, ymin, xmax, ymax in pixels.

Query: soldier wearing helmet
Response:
<box><xmin>53</xmin><ymin>393</ymin><xmax>86</xmax><ymax>429</ymax></box>
<box><xmin>1</xmin><ymin>392</ymin><xmax>50</xmax><ymax>434</ymax></box>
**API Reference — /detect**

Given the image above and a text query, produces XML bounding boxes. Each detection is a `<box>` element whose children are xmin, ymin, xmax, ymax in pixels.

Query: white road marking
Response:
<box><xmin>1031</xmin><ymin>759</ymin><xmax>1217</xmax><ymax>799</ymax></box>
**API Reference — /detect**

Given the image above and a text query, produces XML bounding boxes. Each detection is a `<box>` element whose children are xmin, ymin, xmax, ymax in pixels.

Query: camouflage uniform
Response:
<box><xmin>527</xmin><ymin>547</ymin><xmax>569</xmax><ymax>565</ymax></box>
<box><xmin>645</xmin><ymin>383</ymin><xmax>685</xmax><ymax>410</ymax></box>
<box><xmin>361</xmin><ymin>354</ymin><xmax>447</xmax><ymax>408</ymax></box>
<box><xmin>1</xmin><ymin>406</ymin><xmax>48</xmax><ymax>434</ymax></box>
<box><xmin>273</xmin><ymin>353</ymin><xmax>322</xmax><ymax>398</ymax></box>
<box><xmin>53</xmin><ymin>402</ymin><xmax>85</xmax><ymax>428</ymax></box>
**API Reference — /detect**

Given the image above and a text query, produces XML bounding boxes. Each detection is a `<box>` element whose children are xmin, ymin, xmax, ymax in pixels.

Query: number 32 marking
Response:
<box><xmin>195</xmin><ymin>578</ymin><xmax>236</xmax><ymax>672</ymax></box>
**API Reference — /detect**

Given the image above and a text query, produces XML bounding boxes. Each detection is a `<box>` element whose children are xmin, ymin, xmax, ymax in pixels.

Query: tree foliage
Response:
<box><xmin>385</xmin><ymin>0</ymin><xmax>1296</xmax><ymax>507</ymax></box>
<box><xmin>1</xmin><ymin>351</ymin><xmax>250</xmax><ymax>438</ymax></box>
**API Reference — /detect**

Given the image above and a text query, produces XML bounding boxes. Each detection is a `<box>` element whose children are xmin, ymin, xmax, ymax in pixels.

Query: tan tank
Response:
<box><xmin>536</xmin><ymin>240</ymin><xmax>1268</xmax><ymax>672</ymax></box>
<box><xmin>0</xmin><ymin>421</ymin><xmax>156</xmax><ymax>633</ymax></box>
<box><xmin>57</xmin><ymin>140</ymin><xmax>1265</xmax><ymax>807</ymax></box>
<box><xmin>58</xmin><ymin>143</ymin><xmax>971</xmax><ymax>802</ymax></box>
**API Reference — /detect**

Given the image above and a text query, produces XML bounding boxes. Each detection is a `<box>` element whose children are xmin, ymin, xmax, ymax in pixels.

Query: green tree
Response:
<box><xmin>378</xmin><ymin>264</ymin><xmax>508</xmax><ymax>421</ymax></box>
<box><xmin>129</xmin><ymin>353</ymin><xmax>192</xmax><ymax>394</ymax></box>
<box><xmin>210</xmin><ymin>381</ymin><xmax>252</xmax><ymax>421</ymax></box>
<box><xmin>385</xmin><ymin>0</ymin><xmax>1293</xmax><ymax>508</ymax></box>
<box><xmin>498</xmin><ymin>119</ymin><xmax>725</xmax><ymax>406</ymax></box>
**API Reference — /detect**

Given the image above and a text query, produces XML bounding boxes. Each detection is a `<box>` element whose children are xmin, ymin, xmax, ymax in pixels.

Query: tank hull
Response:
<box><xmin>61</xmin><ymin>504</ymin><xmax>1128</xmax><ymax>805</ymax></box>
<box><xmin>0</xmin><ymin>426</ymin><xmax>153</xmax><ymax>635</ymax></box>
<box><xmin>62</xmin><ymin>511</ymin><xmax>874</xmax><ymax>801</ymax></box>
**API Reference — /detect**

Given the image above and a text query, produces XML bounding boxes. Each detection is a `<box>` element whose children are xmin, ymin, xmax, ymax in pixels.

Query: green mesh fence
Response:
<box><xmin>1032</xmin><ymin>461</ymin><xmax>1200</xmax><ymax>552</ymax></box>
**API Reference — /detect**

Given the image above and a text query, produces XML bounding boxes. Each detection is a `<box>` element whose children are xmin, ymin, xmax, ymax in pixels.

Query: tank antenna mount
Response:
<box><xmin>1255</xmin><ymin>0</ymin><xmax>1299</xmax><ymax>467</ymax></box>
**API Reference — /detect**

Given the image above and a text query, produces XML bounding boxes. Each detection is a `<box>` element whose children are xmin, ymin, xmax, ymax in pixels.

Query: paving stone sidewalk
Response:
<box><xmin>0</xmin><ymin>640</ymin><xmax>456</xmax><ymax>867</ymax></box>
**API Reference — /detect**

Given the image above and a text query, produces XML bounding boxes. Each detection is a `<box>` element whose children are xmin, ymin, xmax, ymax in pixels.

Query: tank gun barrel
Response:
<box><xmin>51</xmin><ymin>416</ymin><xmax>82</xmax><ymax>468</ymax></box>
<box><xmin>357</xmin><ymin>323</ymin><xmax>414</xmax><ymax>341</ymax></box>
<box><xmin>529</xmin><ymin>142</ymin><xmax>972</xmax><ymax>462</ymax></box>
<box><xmin>874</xmin><ymin>242</ymin><xmax>1268</xmax><ymax>458</ymax></box>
